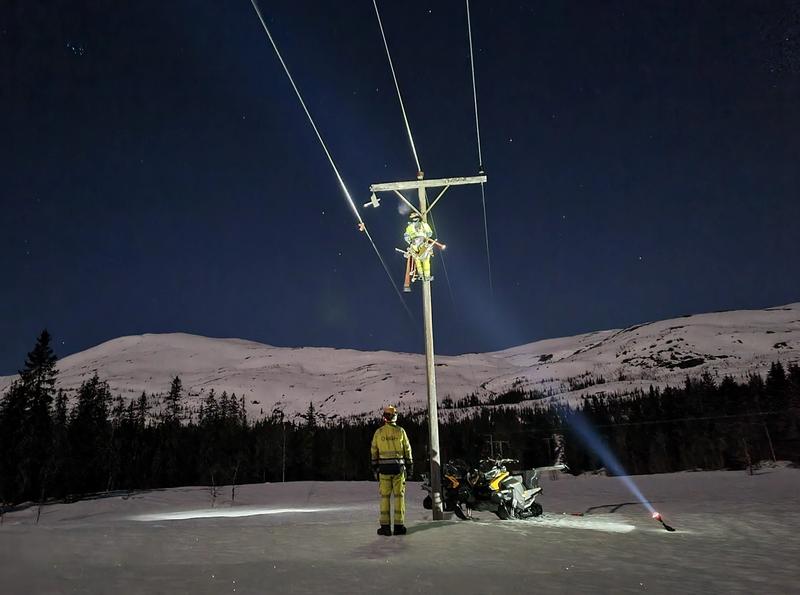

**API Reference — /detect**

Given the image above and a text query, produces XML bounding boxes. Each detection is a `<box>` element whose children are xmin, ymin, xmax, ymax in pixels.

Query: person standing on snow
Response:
<box><xmin>371</xmin><ymin>405</ymin><xmax>413</xmax><ymax>536</ymax></box>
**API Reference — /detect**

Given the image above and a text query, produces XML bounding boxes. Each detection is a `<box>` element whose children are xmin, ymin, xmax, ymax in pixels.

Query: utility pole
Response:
<box><xmin>368</xmin><ymin>171</ymin><xmax>487</xmax><ymax>521</ymax></box>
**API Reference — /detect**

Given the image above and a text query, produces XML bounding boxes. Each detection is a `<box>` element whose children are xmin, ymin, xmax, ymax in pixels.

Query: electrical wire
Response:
<box><xmin>466</xmin><ymin>0</ymin><xmax>483</xmax><ymax>169</ymax></box>
<box><xmin>479</xmin><ymin>182</ymin><xmax>492</xmax><ymax>295</ymax></box>
<box><xmin>427</xmin><ymin>212</ymin><xmax>456</xmax><ymax>307</ymax></box>
<box><xmin>249</xmin><ymin>0</ymin><xmax>414</xmax><ymax>323</ymax></box>
<box><xmin>466</xmin><ymin>0</ymin><xmax>493</xmax><ymax>295</ymax></box>
<box><xmin>372</xmin><ymin>0</ymin><xmax>422</xmax><ymax>172</ymax></box>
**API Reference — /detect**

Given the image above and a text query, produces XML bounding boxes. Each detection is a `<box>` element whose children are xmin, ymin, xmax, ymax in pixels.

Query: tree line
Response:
<box><xmin>1</xmin><ymin>330</ymin><xmax>798</xmax><ymax>506</ymax></box>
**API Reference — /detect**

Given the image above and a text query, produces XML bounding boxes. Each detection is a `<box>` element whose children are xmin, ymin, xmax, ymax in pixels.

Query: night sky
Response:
<box><xmin>3</xmin><ymin>1</ymin><xmax>799</xmax><ymax>375</ymax></box>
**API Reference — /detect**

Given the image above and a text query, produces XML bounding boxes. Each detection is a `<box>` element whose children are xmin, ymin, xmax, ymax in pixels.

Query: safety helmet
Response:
<box><xmin>382</xmin><ymin>404</ymin><xmax>398</xmax><ymax>422</ymax></box>
<box><xmin>410</xmin><ymin>212</ymin><xmax>421</xmax><ymax>220</ymax></box>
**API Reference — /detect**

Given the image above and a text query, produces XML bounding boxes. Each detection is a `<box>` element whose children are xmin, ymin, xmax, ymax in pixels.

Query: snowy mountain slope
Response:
<box><xmin>489</xmin><ymin>303</ymin><xmax>800</xmax><ymax>402</ymax></box>
<box><xmin>1</xmin><ymin>303</ymin><xmax>798</xmax><ymax>420</ymax></box>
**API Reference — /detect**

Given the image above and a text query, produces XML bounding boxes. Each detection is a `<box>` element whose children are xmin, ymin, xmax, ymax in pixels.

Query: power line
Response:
<box><xmin>581</xmin><ymin>409</ymin><xmax>788</xmax><ymax>429</ymax></box>
<box><xmin>465</xmin><ymin>0</ymin><xmax>483</xmax><ymax>169</ymax></box>
<box><xmin>479</xmin><ymin>182</ymin><xmax>492</xmax><ymax>295</ymax></box>
<box><xmin>372</xmin><ymin>0</ymin><xmax>422</xmax><ymax>172</ymax></box>
<box><xmin>507</xmin><ymin>409</ymin><xmax>789</xmax><ymax>434</ymax></box>
<box><xmin>249</xmin><ymin>0</ymin><xmax>414</xmax><ymax>323</ymax></box>
<box><xmin>466</xmin><ymin>0</ymin><xmax>493</xmax><ymax>295</ymax></box>
<box><xmin>427</xmin><ymin>212</ymin><xmax>456</xmax><ymax>307</ymax></box>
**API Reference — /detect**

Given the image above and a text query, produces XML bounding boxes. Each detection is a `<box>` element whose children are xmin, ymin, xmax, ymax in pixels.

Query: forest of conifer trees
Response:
<box><xmin>1</xmin><ymin>331</ymin><xmax>798</xmax><ymax>507</ymax></box>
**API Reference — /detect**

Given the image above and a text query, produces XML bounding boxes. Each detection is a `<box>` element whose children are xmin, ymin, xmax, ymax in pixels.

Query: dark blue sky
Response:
<box><xmin>3</xmin><ymin>1</ymin><xmax>799</xmax><ymax>374</ymax></box>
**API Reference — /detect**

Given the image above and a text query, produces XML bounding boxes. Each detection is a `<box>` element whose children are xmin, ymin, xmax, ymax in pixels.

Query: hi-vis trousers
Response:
<box><xmin>379</xmin><ymin>472</ymin><xmax>406</xmax><ymax>526</ymax></box>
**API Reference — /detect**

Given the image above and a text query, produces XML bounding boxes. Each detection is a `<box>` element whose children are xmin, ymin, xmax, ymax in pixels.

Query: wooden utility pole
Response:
<box><xmin>369</xmin><ymin>171</ymin><xmax>487</xmax><ymax>521</ymax></box>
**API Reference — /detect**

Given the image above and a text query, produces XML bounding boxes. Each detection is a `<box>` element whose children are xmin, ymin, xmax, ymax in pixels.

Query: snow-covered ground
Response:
<box><xmin>1</xmin><ymin>468</ymin><xmax>798</xmax><ymax>594</ymax></box>
<box><xmin>1</xmin><ymin>303</ymin><xmax>798</xmax><ymax>420</ymax></box>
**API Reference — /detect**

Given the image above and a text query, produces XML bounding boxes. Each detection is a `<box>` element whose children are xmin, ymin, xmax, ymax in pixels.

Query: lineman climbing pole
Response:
<box><xmin>369</xmin><ymin>172</ymin><xmax>486</xmax><ymax>520</ymax></box>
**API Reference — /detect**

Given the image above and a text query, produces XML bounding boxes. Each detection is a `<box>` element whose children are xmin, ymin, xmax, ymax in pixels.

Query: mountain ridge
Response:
<box><xmin>2</xmin><ymin>303</ymin><xmax>798</xmax><ymax>420</ymax></box>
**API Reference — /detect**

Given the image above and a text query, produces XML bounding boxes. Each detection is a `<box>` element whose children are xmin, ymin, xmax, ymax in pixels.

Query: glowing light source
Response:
<box><xmin>565</xmin><ymin>410</ymin><xmax>657</xmax><ymax>515</ymax></box>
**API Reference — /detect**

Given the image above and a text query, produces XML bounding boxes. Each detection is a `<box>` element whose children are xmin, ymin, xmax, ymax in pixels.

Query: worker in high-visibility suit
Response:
<box><xmin>404</xmin><ymin>213</ymin><xmax>434</xmax><ymax>282</ymax></box>
<box><xmin>371</xmin><ymin>405</ymin><xmax>413</xmax><ymax>536</ymax></box>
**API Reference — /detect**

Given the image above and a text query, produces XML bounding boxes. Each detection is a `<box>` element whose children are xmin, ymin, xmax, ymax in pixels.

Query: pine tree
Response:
<box><xmin>766</xmin><ymin>362</ymin><xmax>788</xmax><ymax>410</ymax></box>
<box><xmin>304</xmin><ymin>402</ymin><xmax>317</xmax><ymax>429</ymax></box>
<box><xmin>202</xmin><ymin>389</ymin><xmax>219</xmax><ymax>425</ymax></box>
<box><xmin>0</xmin><ymin>382</ymin><xmax>27</xmax><ymax>502</ymax></box>
<box><xmin>788</xmin><ymin>364</ymin><xmax>800</xmax><ymax>410</ymax></box>
<box><xmin>136</xmin><ymin>391</ymin><xmax>150</xmax><ymax>428</ymax></box>
<box><xmin>163</xmin><ymin>376</ymin><xmax>183</xmax><ymax>422</ymax></box>
<box><xmin>17</xmin><ymin>330</ymin><xmax>59</xmax><ymax>501</ymax></box>
<box><xmin>19</xmin><ymin>329</ymin><xmax>58</xmax><ymax>399</ymax></box>
<box><xmin>68</xmin><ymin>374</ymin><xmax>113</xmax><ymax>494</ymax></box>
<box><xmin>49</xmin><ymin>389</ymin><xmax>70</xmax><ymax>499</ymax></box>
<box><xmin>219</xmin><ymin>391</ymin><xmax>231</xmax><ymax>421</ymax></box>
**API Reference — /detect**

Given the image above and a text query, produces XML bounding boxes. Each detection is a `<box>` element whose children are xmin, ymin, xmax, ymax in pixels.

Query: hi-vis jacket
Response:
<box><xmin>371</xmin><ymin>422</ymin><xmax>413</xmax><ymax>474</ymax></box>
<box><xmin>404</xmin><ymin>220</ymin><xmax>433</xmax><ymax>247</ymax></box>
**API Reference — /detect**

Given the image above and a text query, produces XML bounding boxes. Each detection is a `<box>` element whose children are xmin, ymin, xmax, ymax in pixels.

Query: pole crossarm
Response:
<box><xmin>370</xmin><ymin>174</ymin><xmax>487</xmax><ymax>193</ymax></box>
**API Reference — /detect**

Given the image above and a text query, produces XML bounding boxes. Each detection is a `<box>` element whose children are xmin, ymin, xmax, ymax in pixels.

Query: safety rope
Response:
<box><xmin>249</xmin><ymin>0</ymin><xmax>414</xmax><ymax>323</ymax></box>
<box><xmin>466</xmin><ymin>0</ymin><xmax>493</xmax><ymax>295</ymax></box>
<box><xmin>372</xmin><ymin>0</ymin><xmax>422</xmax><ymax>172</ymax></box>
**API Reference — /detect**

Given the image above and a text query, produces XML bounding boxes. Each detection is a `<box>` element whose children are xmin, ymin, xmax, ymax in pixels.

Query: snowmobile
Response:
<box><xmin>421</xmin><ymin>458</ymin><xmax>567</xmax><ymax>520</ymax></box>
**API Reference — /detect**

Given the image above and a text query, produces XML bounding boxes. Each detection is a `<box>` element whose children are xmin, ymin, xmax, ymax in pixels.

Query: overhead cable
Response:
<box><xmin>372</xmin><ymin>0</ymin><xmax>422</xmax><ymax>172</ymax></box>
<box><xmin>466</xmin><ymin>0</ymin><xmax>493</xmax><ymax>295</ymax></box>
<box><xmin>249</xmin><ymin>0</ymin><xmax>414</xmax><ymax>322</ymax></box>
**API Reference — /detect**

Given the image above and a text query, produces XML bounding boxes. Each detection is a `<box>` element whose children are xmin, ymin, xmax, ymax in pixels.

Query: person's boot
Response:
<box><xmin>377</xmin><ymin>525</ymin><xmax>392</xmax><ymax>536</ymax></box>
<box><xmin>393</xmin><ymin>524</ymin><xmax>407</xmax><ymax>535</ymax></box>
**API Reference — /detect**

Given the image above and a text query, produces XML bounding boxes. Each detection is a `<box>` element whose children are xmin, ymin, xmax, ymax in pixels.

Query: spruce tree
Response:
<box><xmin>0</xmin><ymin>383</ymin><xmax>27</xmax><ymax>502</ymax></box>
<box><xmin>163</xmin><ymin>376</ymin><xmax>183</xmax><ymax>422</ymax></box>
<box><xmin>20</xmin><ymin>329</ymin><xmax>58</xmax><ymax>398</ymax></box>
<box><xmin>136</xmin><ymin>392</ymin><xmax>150</xmax><ymax>428</ymax></box>
<box><xmin>68</xmin><ymin>374</ymin><xmax>113</xmax><ymax>494</ymax></box>
<box><xmin>202</xmin><ymin>389</ymin><xmax>219</xmax><ymax>425</ymax></box>
<box><xmin>18</xmin><ymin>330</ymin><xmax>59</xmax><ymax>501</ymax></box>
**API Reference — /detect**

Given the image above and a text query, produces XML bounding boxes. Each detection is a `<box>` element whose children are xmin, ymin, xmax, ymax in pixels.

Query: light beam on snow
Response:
<box><xmin>522</xmin><ymin>516</ymin><xmax>636</xmax><ymax>534</ymax></box>
<box><xmin>132</xmin><ymin>506</ymin><xmax>348</xmax><ymax>522</ymax></box>
<box><xmin>566</xmin><ymin>410</ymin><xmax>657</xmax><ymax>515</ymax></box>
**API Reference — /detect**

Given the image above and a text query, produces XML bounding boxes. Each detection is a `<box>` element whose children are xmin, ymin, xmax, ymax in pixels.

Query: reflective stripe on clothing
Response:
<box><xmin>404</xmin><ymin>221</ymin><xmax>432</xmax><ymax>245</ymax></box>
<box><xmin>379</xmin><ymin>472</ymin><xmax>406</xmax><ymax>525</ymax></box>
<box><xmin>370</xmin><ymin>423</ymin><xmax>413</xmax><ymax>467</ymax></box>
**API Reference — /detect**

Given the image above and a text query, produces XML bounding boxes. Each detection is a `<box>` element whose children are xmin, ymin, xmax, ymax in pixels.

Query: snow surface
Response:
<box><xmin>1</xmin><ymin>303</ymin><xmax>798</xmax><ymax>420</ymax></box>
<box><xmin>1</xmin><ymin>468</ymin><xmax>798</xmax><ymax>593</ymax></box>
